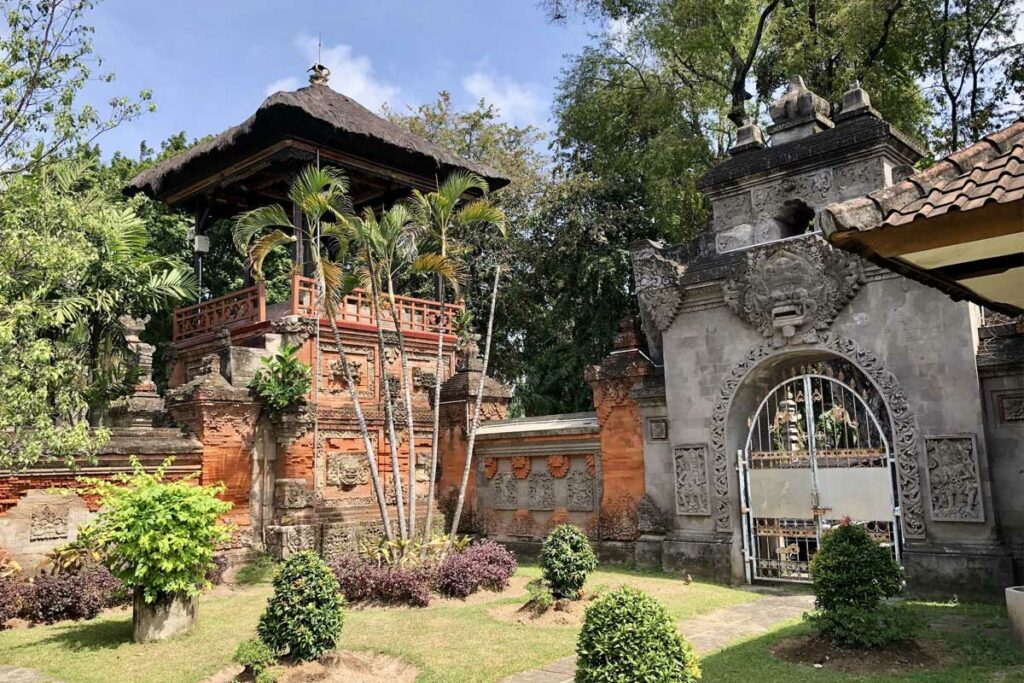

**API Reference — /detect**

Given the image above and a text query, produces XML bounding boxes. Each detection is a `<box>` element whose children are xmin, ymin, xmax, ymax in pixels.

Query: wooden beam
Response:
<box><xmin>932</xmin><ymin>253</ymin><xmax>1024</xmax><ymax>281</ymax></box>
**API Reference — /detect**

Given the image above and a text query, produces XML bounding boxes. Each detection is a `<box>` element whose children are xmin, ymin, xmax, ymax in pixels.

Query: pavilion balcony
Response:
<box><xmin>171</xmin><ymin>273</ymin><xmax>462</xmax><ymax>345</ymax></box>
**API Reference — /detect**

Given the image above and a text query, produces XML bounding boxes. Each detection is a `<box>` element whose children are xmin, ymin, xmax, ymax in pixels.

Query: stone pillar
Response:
<box><xmin>436</xmin><ymin>337</ymin><xmax>513</xmax><ymax>530</ymax></box>
<box><xmin>584</xmin><ymin>314</ymin><xmax>655</xmax><ymax>544</ymax></box>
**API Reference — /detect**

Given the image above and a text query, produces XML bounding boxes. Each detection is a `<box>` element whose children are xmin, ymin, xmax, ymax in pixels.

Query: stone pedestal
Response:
<box><xmin>1007</xmin><ymin>587</ymin><xmax>1024</xmax><ymax>649</ymax></box>
<box><xmin>132</xmin><ymin>588</ymin><xmax>196</xmax><ymax>642</ymax></box>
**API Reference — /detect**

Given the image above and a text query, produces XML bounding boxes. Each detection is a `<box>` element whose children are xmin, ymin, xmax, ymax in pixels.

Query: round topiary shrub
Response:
<box><xmin>576</xmin><ymin>586</ymin><xmax>700</xmax><ymax>683</ymax></box>
<box><xmin>258</xmin><ymin>551</ymin><xmax>345</xmax><ymax>661</ymax></box>
<box><xmin>539</xmin><ymin>524</ymin><xmax>597</xmax><ymax>600</ymax></box>
<box><xmin>806</xmin><ymin>520</ymin><xmax>917</xmax><ymax>648</ymax></box>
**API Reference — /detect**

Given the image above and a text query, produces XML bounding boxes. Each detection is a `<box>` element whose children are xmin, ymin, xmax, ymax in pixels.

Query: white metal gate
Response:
<box><xmin>738</xmin><ymin>374</ymin><xmax>902</xmax><ymax>583</ymax></box>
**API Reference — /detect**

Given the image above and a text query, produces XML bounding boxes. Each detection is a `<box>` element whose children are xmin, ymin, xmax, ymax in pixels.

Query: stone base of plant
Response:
<box><xmin>132</xmin><ymin>588</ymin><xmax>196</xmax><ymax>643</ymax></box>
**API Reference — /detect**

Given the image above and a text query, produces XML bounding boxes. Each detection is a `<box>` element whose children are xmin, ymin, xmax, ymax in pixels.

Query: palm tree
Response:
<box><xmin>232</xmin><ymin>165</ymin><xmax>394</xmax><ymax>541</ymax></box>
<box><xmin>407</xmin><ymin>172</ymin><xmax>505</xmax><ymax>543</ymax></box>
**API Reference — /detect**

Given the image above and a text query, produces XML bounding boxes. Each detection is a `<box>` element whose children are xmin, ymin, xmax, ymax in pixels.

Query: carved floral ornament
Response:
<box><xmin>709</xmin><ymin>333</ymin><xmax>926</xmax><ymax>539</ymax></box>
<box><xmin>547</xmin><ymin>455</ymin><xmax>570</xmax><ymax>478</ymax></box>
<box><xmin>631</xmin><ymin>242</ymin><xmax>686</xmax><ymax>334</ymax></box>
<box><xmin>723</xmin><ymin>237</ymin><xmax>864</xmax><ymax>346</ymax></box>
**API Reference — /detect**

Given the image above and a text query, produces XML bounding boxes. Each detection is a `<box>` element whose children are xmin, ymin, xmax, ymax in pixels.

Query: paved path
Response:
<box><xmin>0</xmin><ymin>666</ymin><xmax>59</xmax><ymax>683</ymax></box>
<box><xmin>500</xmin><ymin>592</ymin><xmax>814</xmax><ymax>683</ymax></box>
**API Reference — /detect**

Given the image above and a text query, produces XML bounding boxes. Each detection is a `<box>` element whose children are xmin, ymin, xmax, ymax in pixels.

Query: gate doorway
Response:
<box><xmin>738</xmin><ymin>373</ymin><xmax>902</xmax><ymax>583</ymax></box>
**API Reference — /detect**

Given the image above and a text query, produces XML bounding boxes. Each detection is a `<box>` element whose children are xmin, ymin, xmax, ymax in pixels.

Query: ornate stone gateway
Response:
<box><xmin>738</xmin><ymin>374</ymin><xmax>901</xmax><ymax>582</ymax></box>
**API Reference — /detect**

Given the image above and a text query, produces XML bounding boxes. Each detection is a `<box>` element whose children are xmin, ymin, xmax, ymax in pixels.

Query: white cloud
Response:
<box><xmin>607</xmin><ymin>16</ymin><xmax>632</xmax><ymax>49</ymax></box>
<box><xmin>462</xmin><ymin>71</ymin><xmax>544</xmax><ymax>126</ymax></box>
<box><xmin>264</xmin><ymin>35</ymin><xmax>401</xmax><ymax>111</ymax></box>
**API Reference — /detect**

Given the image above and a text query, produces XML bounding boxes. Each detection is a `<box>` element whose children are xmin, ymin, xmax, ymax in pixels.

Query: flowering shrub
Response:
<box><xmin>21</xmin><ymin>566</ymin><xmax>128</xmax><ymax>624</ymax></box>
<box><xmin>437</xmin><ymin>540</ymin><xmax>517</xmax><ymax>598</ymax></box>
<box><xmin>331</xmin><ymin>553</ymin><xmax>432</xmax><ymax>607</ymax></box>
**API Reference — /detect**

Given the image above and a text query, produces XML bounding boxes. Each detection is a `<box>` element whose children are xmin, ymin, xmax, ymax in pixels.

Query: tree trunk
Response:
<box><xmin>366</xmin><ymin>252</ymin><xmax>407</xmax><ymax>539</ymax></box>
<box><xmin>422</xmin><ymin>277</ymin><xmax>446</xmax><ymax>545</ymax></box>
<box><xmin>446</xmin><ymin>265</ymin><xmax>501</xmax><ymax>547</ymax></box>
<box><xmin>388</xmin><ymin>279</ymin><xmax>419</xmax><ymax>538</ymax></box>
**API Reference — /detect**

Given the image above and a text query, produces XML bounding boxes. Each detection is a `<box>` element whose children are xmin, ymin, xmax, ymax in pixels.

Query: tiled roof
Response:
<box><xmin>820</xmin><ymin>117</ymin><xmax>1024</xmax><ymax>233</ymax></box>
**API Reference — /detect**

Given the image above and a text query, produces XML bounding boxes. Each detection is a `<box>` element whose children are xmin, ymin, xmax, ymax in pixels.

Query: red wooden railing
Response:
<box><xmin>171</xmin><ymin>275</ymin><xmax>462</xmax><ymax>342</ymax></box>
<box><xmin>172</xmin><ymin>283</ymin><xmax>265</xmax><ymax>342</ymax></box>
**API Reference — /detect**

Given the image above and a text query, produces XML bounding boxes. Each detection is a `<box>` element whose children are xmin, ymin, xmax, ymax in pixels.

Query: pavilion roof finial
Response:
<box><xmin>308</xmin><ymin>62</ymin><xmax>330</xmax><ymax>85</ymax></box>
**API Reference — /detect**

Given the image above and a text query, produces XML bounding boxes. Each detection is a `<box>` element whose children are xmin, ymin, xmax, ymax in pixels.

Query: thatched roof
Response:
<box><xmin>126</xmin><ymin>83</ymin><xmax>509</xmax><ymax>207</ymax></box>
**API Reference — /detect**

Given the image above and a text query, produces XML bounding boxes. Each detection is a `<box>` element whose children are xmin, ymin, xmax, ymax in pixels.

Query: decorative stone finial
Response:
<box><xmin>728</xmin><ymin>119</ymin><xmax>766</xmax><ymax>156</ymax></box>
<box><xmin>308</xmin><ymin>63</ymin><xmax>331</xmax><ymax>85</ymax></box>
<box><xmin>767</xmin><ymin>76</ymin><xmax>834</xmax><ymax>145</ymax></box>
<box><xmin>613</xmin><ymin>312</ymin><xmax>644</xmax><ymax>351</ymax></box>
<box><xmin>835</xmin><ymin>80</ymin><xmax>880</xmax><ymax>123</ymax></box>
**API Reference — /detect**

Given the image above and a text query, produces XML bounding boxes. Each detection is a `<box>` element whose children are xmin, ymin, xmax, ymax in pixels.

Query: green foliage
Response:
<box><xmin>235</xmin><ymin>553</ymin><xmax>277</xmax><ymax>585</ymax></box>
<box><xmin>247</xmin><ymin>345</ymin><xmax>311</xmax><ymax>416</ymax></box>
<box><xmin>576</xmin><ymin>586</ymin><xmax>701</xmax><ymax>683</ymax></box>
<box><xmin>233</xmin><ymin>638</ymin><xmax>276</xmax><ymax>676</ymax></box>
<box><xmin>257</xmin><ymin>551</ymin><xmax>345</xmax><ymax>662</ymax></box>
<box><xmin>807</xmin><ymin>521</ymin><xmax>916</xmax><ymax>647</ymax></box>
<box><xmin>540</xmin><ymin>524</ymin><xmax>598</xmax><ymax>599</ymax></box>
<box><xmin>80</xmin><ymin>457</ymin><xmax>232</xmax><ymax>603</ymax></box>
<box><xmin>525</xmin><ymin>577</ymin><xmax>556</xmax><ymax>610</ymax></box>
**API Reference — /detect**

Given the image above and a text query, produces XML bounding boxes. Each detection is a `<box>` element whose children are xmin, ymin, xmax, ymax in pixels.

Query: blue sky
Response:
<box><xmin>83</xmin><ymin>1</ymin><xmax>600</xmax><ymax>158</ymax></box>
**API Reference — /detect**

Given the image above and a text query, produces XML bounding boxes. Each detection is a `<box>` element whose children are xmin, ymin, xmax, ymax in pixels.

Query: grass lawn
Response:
<box><xmin>0</xmin><ymin>564</ymin><xmax>755</xmax><ymax>683</ymax></box>
<box><xmin>0</xmin><ymin>564</ymin><xmax>1020</xmax><ymax>683</ymax></box>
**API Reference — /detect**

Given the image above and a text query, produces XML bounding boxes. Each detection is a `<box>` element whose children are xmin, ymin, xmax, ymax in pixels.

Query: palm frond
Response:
<box><xmin>247</xmin><ymin>229</ymin><xmax>296</xmax><ymax>280</ymax></box>
<box><xmin>410</xmin><ymin>253</ymin><xmax>463</xmax><ymax>285</ymax></box>
<box><xmin>143</xmin><ymin>267</ymin><xmax>198</xmax><ymax>311</ymax></box>
<box><xmin>233</xmin><ymin>205</ymin><xmax>292</xmax><ymax>253</ymax></box>
<box><xmin>453</xmin><ymin>200</ymin><xmax>507</xmax><ymax>237</ymax></box>
<box><xmin>439</xmin><ymin>171</ymin><xmax>489</xmax><ymax>206</ymax></box>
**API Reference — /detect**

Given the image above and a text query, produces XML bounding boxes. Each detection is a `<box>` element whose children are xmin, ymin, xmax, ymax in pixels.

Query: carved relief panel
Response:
<box><xmin>673</xmin><ymin>445</ymin><xmax>711</xmax><ymax>516</ymax></box>
<box><xmin>925</xmin><ymin>435</ymin><xmax>985</xmax><ymax>523</ymax></box>
<box><xmin>528</xmin><ymin>472</ymin><xmax>555</xmax><ymax>511</ymax></box>
<box><xmin>566</xmin><ymin>469</ymin><xmax>595</xmax><ymax>512</ymax></box>
<box><xmin>320</xmin><ymin>344</ymin><xmax>375</xmax><ymax>400</ymax></box>
<box><xmin>493</xmin><ymin>472</ymin><xmax>519</xmax><ymax>510</ymax></box>
<box><xmin>30</xmin><ymin>504</ymin><xmax>69</xmax><ymax>542</ymax></box>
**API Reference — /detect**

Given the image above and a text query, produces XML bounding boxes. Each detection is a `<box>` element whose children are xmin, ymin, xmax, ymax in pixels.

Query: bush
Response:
<box><xmin>525</xmin><ymin>577</ymin><xmax>555</xmax><ymax>610</ymax></box>
<box><xmin>21</xmin><ymin>566</ymin><xmax>127</xmax><ymax>624</ymax></box>
<box><xmin>248</xmin><ymin>344</ymin><xmax>311</xmax><ymax>416</ymax></box>
<box><xmin>234</xmin><ymin>638</ymin><xmax>276</xmax><ymax>677</ymax></box>
<box><xmin>258</xmin><ymin>551</ymin><xmax>345</xmax><ymax>661</ymax></box>
<box><xmin>576</xmin><ymin>587</ymin><xmax>700</xmax><ymax>683</ymax></box>
<box><xmin>807</xmin><ymin>520</ymin><xmax>914</xmax><ymax>647</ymax></box>
<box><xmin>82</xmin><ymin>457</ymin><xmax>232</xmax><ymax>603</ymax></box>
<box><xmin>331</xmin><ymin>553</ymin><xmax>432</xmax><ymax>607</ymax></box>
<box><xmin>0</xmin><ymin>575</ymin><xmax>26</xmax><ymax>626</ymax></box>
<box><xmin>540</xmin><ymin>524</ymin><xmax>597</xmax><ymax>599</ymax></box>
<box><xmin>437</xmin><ymin>539</ymin><xmax>517</xmax><ymax>598</ymax></box>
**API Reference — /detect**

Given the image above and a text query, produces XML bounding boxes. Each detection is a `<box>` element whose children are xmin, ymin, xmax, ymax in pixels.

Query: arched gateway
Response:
<box><xmin>738</xmin><ymin>371</ymin><xmax>901</xmax><ymax>583</ymax></box>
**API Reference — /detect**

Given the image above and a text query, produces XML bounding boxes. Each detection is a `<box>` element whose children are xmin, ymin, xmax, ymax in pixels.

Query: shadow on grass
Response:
<box><xmin>698</xmin><ymin>602</ymin><xmax>1024</xmax><ymax>683</ymax></box>
<box><xmin>19</xmin><ymin>617</ymin><xmax>133</xmax><ymax>653</ymax></box>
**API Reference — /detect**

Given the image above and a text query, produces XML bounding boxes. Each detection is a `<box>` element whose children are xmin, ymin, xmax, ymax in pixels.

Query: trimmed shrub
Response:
<box><xmin>257</xmin><ymin>551</ymin><xmax>345</xmax><ymax>661</ymax></box>
<box><xmin>525</xmin><ymin>578</ymin><xmax>555</xmax><ymax>610</ymax></box>
<box><xmin>576</xmin><ymin>586</ymin><xmax>700</xmax><ymax>683</ymax></box>
<box><xmin>540</xmin><ymin>524</ymin><xmax>596</xmax><ymax>599</ymax></box>
<box><xmin>234</xmin><ymin>638</ymin><xmax>276</xmax><ymax>677</ymax></box>
<box><xmin>437</xmin><ymin>539</ymin><xmax>517</xmax><ymax>598</ymax></box>
<box><xmin>331</xmin><ymin>553</ymin><xmax>432</xmax><ymax>607</ymax></box>
<box><xmin>21</xmin><ymin>566</ymin><xmax>127</xmax><ymax>624</ymax></box>
<box><xmin>806</xmin><ymin>520</ymin><xmax>916</xmax><ymax>647</ymax></box>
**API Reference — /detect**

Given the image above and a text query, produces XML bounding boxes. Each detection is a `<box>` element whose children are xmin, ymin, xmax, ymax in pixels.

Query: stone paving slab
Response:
<box><xmin>500</xmin><ymin>593</ymin><xmax>814</xmax><ymax>683</ymax></box>
<box><xmin>0</xmin><ymin>666</ymin><xmax>60</xmax><ymax>683</ymax></box>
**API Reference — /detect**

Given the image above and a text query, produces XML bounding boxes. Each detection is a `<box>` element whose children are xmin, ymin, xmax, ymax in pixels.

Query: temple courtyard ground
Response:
<box><xmin>0</xmin><ymin>565</ymin><xmax>1020</xmax><ymax>683</ymax></box>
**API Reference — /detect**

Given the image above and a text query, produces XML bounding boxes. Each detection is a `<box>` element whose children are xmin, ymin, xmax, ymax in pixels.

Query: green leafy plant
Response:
<box><xmin>806</xmin><ymin>519</ymin><xmax>918</xmax><ymax>647</ymax></box>
<box><xmin>247</xmin><ymin>344</ymin><xmax>311</xmax><ymax>416</ymax></box>
<box><xmin>576</xmin><ymin>586</ymin><xmax>700</xmax><ymax>683</ymax></box>
<box><xmin>234</xmin><ymin>638</ymin><xmax>276</xmax><ymax>677</ymax></box>
<box><xmin>257</xmin><ymin>551</ymin><xmax>345</xmax><ymax>661</ymax></box>
<box><xmin>525</xmin><ymin>577</ymin><xmax>555</xmax><ymax>610</ymax></box>
<box><xmin>80</xmin><ymin>457</ymin><xmax>232</xmax><ymax>603</ymax></box>
<box><xmin>540</xmin><ymin>524</ymin><xmax>597</xmax><ymax>600</ymax></box>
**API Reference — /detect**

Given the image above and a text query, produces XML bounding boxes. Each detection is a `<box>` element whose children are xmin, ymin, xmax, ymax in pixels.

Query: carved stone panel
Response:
<box><xmin>636</xmin><ymin>494</ymin><xmax>668</xmax><ymax>535</ymax></box>
<box><xmin>528</xmin><ymin>472</ymin><xmax>555</xmax><ymax>511</ymax></box>
<box><xmin>268</xmin><ymin>524</ymin><xmax>316</xmax><ymax>559</ymax></box>
<box><xmin>493</xmin><ymin>472</ymin><xmax>518</xmax><ymax>510</ymax></box>
<box><xmin>326</xmin><ymin>453</ymin><xmax>370</xmax><ymax>488</ymax></box>
<box><xmin>274</xmin><ymin>479</ymin><xmax>310</xmax><ymax>510</ymax></box>
<box><xmin>30</xmin><ymin>505</ymin><xmax>69</xmax><ymax>542</ymax></box>
<box><xmin>723</xmin><ymin>237</ymin><xmax>864</xmax><ymax>346</ymax></box>
<box><xmin>998</xmin><ymin>394</ymin><xmax>1024</xmax><ymax>423</ymax></box>
<box><xmin>648</xmin><ymin>419</ymin><xmax>668</xmax><ymax>441</ymax></box>
<box><xmin>673</xmin><ymin>445</ymin><xmax>711</xmax><ymax>516</ymax></box>
<box><xmin>566</xmin><ymin>469</ymin><xmax>595</xmax><ymax>512</ymax></box>
<box><xmin>925</xmin><ymin>435</ymin><xmax>985</xmax><ymax>523</ymax></box>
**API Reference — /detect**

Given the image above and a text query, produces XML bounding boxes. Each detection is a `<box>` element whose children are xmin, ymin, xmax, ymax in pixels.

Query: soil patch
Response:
<box><xmin>488</xmin><ymin>597</ymin><xmax>588</xmax><ymax>627</ymax></box>
<box><xmin>204</xmin><ymin>650</ymin><xmax>417</xmax><ymax>683</ymax></box>
<box><xmin>771</xmin><ymin>633</ymin><xmax>951</xmax><ymax>675</ymax></box>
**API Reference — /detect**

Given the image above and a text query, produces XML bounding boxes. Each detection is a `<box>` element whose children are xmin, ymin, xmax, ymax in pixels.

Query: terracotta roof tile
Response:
<box><xmin>821</xmin><ymin>118</ymin><xmax>1024</xmax><ymax>232</ymax></box>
